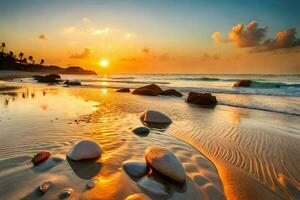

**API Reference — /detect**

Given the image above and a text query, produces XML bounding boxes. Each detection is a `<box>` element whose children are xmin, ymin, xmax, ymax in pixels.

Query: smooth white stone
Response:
<box><xmin>122</xmin><ymin>160</ymin><xmax>148</xmax><ymax>178</ymax></box>
<box><xmin>137</xmin><ymin>176</ymin><xmax>168</xmax><ymax>196</ymax></box>
<box><xmin>132</xmin><ymin>126</ymin><xmax>150</xmax><ymax>135</ymax></box>
<box><xmin>67</xmin><ymin>140</ymin><xmax>102</xmax><ymax>161</ymax></box>
<box><xmin>140</xmin><ymin>110</ymin><xmax>172</xmax><ymax>124</ymax></box>
<box><xmin>145</xmin><ymin>146</ymin><xmax>186</xmax><ymax>183</ymax></box>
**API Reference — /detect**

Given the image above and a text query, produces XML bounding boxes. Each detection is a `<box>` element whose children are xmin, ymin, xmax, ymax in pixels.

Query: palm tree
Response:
<box><xmin>28</xmin><ymin>56</ymin><xmax>33</xmax><ymax>64</ymax></box>
<box><xmin>9</xmin><ymin>51</ymin><xmax>14</xmax><ymax>57</ymax></box>
<box><xmin>19</xmin><ymin>52</ymin><xmax>24</xmax><ymax>63</ymax></box>
<box><xmin>40</xmin><ymin>59</ymin><xmax>45</xmax><ymax>65</ymax></box>
<box><xmin>22</xmin><ymin>58</ymin><xmax>27</xmax><ymax>64</ymax></box>
<box><xmin>1</xmin><ymin>43</ymin><xmax>5</xmax><ymax>53</ymax></box>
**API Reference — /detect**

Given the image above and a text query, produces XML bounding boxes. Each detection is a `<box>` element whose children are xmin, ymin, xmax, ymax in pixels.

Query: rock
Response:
<box><xmin>132</xmin><ymin>126</ymin><xmax>150</xmax><ymax>135</ymax></box>
<box><xmin>86</xmin><ymin>179</ymin><xmax>97</xmax><ymax>189</ymax></box>
<box><xmin>31</xmin><ymin>151</ymin><xmax>51</xmax><ymax>166</ymax></box>
<box><xmin>140</xmin><ymin>110</ymin><xmax>172</xmax><ymax>124</ymax></box>
<box><xmin>122</xmin><ymin>160</ymin><xmax>148</xmax><ymax>178</ymax></box>
<box><xmin>38</xmin><ymin>181</ymin><xmax>51</xmax><ymax>193</ymax></box>
<box><xmin>137</xmin><ymin>176</ymin><xmax>168</xmax><ymax>196</ymax></box>
<box><xmin>32</xmin><ymin>75</ymin><xmax>43</xmax><ymax>79</ymax></box>
<box><xmin>32</xmin><ymin>156</ymin><xmax>64</xmax><ymax>172</ymax></box>
<box><xmin>64</xmin><ymin>80</ymin><xmax>81</xmax><ymax>86</ymax></box>
<box><xmin>186</xmin><ymin>92</ymin><xmax>217</xmax><ymax>106</ymax></box>
<box><xmin>46</xmin><ymin>74</ymin><xmax>61</xmax><ymax>79</ymax></box>
<box><xmin>125</xmin><ymin>193</ymin><xmax>151</xmax><ymax>200</ymax></box>
<box><xmin>34</xmin><ymin>74</ymin><xmax>61</xmax><ymax>83</ymax></box>
<box><xmin>132</xmin><ymin>84</ymin><xmax>163</xmax><ymax>96</ymax></box>
<box><xmin>67</xmin><ymin>140</ymin><xmax>102</xmax><ymax>161</ymax></box>
<box><xmin>145</xmin><ymin>146</ymin><xmax>186</xmax><ymax>183</ymax></box>
<box><xmin>60</xmin><ymin>188</ymin><xmax>73</xmax><ymax>198</ymax></box>
<box><xmin>233</xmin><ymin>80</ymin><xmax>252</xmax><ymax>87</ymax></box>
<box><xmin>159</xmin><ymin>89</ymin><xmax>183</xmax><ymax>97</ymax></box>
<box><xmin>116</xmin><ymin>88</ymin><xmax>130</xmax><ymax>93</ymax></box>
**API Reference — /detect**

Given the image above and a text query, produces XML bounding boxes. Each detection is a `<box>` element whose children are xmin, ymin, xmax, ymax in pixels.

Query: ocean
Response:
<box><xmin>57</xmin><ymin>74</ymin><xmax>300</xmax><ymax>116</ymax></box>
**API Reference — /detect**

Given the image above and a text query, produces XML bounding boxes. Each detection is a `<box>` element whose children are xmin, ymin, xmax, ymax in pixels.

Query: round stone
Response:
<box><xmin>39</xmin><ymin>181</ymin><xmax>50</xmax><ymax>193</ymax></box>
<box><xmin>86</xmin><ymin>179</ymin><xmax>97</xmax><ymax>189</ymax></box>
<box><xmin>145</xmin><ymin>146</ymin><xmax>186</xmax><ymax>183</ymax></box>
<box><xmin>122</xmin><ymin>160</ymin><xmax>148</xmax><ymax>178</ymax></box>
<box><xmin>137</xmin><ymin>176</ymin><xmax>168</xmax><ymax>196</ymax></box>
<box><xmin>31</xmin><ymin>151</ymin><xmax>51</xmax><ymax>166</ymax></box>
<box><xmin>132</xmin><ymin>126</ymin><xmax>150</xmax><ymax>135</ymax></box>
<box><xmin>60</xmin><ymin>188</ymin><xmax>73</xmax><ymax>198</ymax></box>
<box><xmin>140</xmin><ymin>110</ymin><xmax>172</xmax><ymax>124</ymax></box>
<box><xmin>67</xmin><ymin>139</ymin><xmax>102</xmax><ymax>161</ymax></box>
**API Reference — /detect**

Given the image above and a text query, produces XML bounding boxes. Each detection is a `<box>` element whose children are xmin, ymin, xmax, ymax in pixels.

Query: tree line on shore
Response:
<box><xmin>0</xmin><ymin>42</ymin><xmax>96</xmax><ymax>75</ymax></box>
<box><xmin>1</xmin><ymin>42</ymin><xmax>45</xmax><ymax>65</ymax></box>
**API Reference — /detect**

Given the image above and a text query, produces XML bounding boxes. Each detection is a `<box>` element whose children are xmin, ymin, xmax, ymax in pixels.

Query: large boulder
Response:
<box><xmin>233</xmin><ymin>80</ymin><xmax>252</xmax><ymax>87</ymax></box>
<box><xmin>67</xmin><ymin>140</ymin><xmax>102</xmax><ymax>161</ymax></box>
<box><xmin>132</xmin><ymin>84</ymin><xmax>163</xmax><ymax>96</ymax></box>
<box><xmin>34</xmin><ymin>74</ymin><xmax>61</xmax><ymax>83</ymax></box>
<box><xmin>186</xmin><ymin>92</ymin><xmax>217</xmax><ymax>106</ymax></box>
<box><xmin>159</xmin><ymin>89</ymin><xmax>183</xmax><ymax>97</ymax></box>
<box><xmin>140</xmin><ymin>110</ymin><xmax>172</xmax><ymax>124</ymax></box>
<box><xmin>122</xmin><ymin>160</ymin><xmax>148</xmax><ymax>178</ymax></box>
<box><xmin>145</xmin><ymin>146</ymin><xmax>186</xmax><ymax>183</ymax></box>
<box><xmin>116</xmin><ymin>88</ymin><xmax>130</xmax><ymax>93</ymax></box>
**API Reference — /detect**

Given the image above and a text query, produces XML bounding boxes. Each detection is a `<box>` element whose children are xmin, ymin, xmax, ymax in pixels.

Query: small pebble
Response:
<box><xmin>31</xmin><ymin>151</ymin><xmax>51</xmax><ymax>166</ymax></box>
<box><xmin>60</xmin><ymin>188</ymin><xmax>73</xmax><ymax>198</ymax></box>
<box><xmin>39</xmin><ymin>181</ymin><xmax>50</xmax><ymax>193</ymax></box>
<box><xmin>86</xmin><ymin>179</ymin><xmax>97</xmax><ymax>189</ymax></box>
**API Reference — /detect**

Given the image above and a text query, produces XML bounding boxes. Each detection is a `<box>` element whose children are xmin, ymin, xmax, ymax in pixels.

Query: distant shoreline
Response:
<box><xmin>0</xmin><ymin>70</ymin><xmax>93</xmax><ymax>81</ymax></box>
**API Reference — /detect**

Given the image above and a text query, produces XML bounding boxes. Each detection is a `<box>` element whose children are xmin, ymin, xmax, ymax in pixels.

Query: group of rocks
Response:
<box><xmin>30</xmin><ymin>109</ymin><xmax>181</xmax><ymax>199</ymax></box>
<box><xmin>125</xmin><ymin>110</ymin><xmax>187</xmax><ymax>199</ymax></box>
<box><xmin>122</xmin><ymin>145</ymin><xmax>186</xmax><ymax>199</ymax></box>
<box><xmin>31</xmin><ymin>139</ymin><xmax>102</xmax><ymax>198</ymax></box>
<box><xmin>116</xmin><ymin>83</ymin><xmax>218</xmax><ymax>106</ymax></box>
<box><xmin>32</xmin><ymin>74</ymin><xmax>81</xmax><ymax>86</ymax></box>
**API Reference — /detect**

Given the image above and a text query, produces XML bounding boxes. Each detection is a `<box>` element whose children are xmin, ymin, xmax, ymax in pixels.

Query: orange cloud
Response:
<box><xmin>70</xmin><ymin>48</ymin><xmax>92</xmax><ymax>59</ymax></box>
<box><xmin>213</xmin><ymin>20</ymin><xmax>300</xmax><ymax>51</ymax></box>
<box><xmin>38</xmin><ymin>34</ymin><xmax>47</xmax><ymax>40</ymax></box>
<box><xmin>261</xmin><ymin>28</ymin><xmax>300</xmax><ymax>51</ymax></box>
<box><xmin>142</xmin><ymin>48</ymin><xmax>150</xmax><ymax>54</ymax></box>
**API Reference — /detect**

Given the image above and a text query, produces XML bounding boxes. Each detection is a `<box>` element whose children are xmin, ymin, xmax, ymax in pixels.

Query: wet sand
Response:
<box><xmin>0</xmin><ymin>83</ymin><xmax>299</xmax><ymax>199</ymax></box>
<box><xmin>0</xmin><ymin>85</ymin><xmax>224</xmax><ymax>200</ymax></box>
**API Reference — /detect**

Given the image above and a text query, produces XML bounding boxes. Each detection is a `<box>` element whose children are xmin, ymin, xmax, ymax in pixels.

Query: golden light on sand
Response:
<box><xmin>101</xmin><ymin>88</ymin><xmax>107</xmax><ymax>94</ymax></box>
<box><xmin>99</xmin><ymin>59</ymin><xmax>109</xmax><ymax>68</ymax></box>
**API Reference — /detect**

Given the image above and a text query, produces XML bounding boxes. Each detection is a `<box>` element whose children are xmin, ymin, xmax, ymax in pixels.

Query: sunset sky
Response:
<box><xmin>1</xmin><ymin>0</ymin><xmax>300</xmax><ymax>74</ymax></box>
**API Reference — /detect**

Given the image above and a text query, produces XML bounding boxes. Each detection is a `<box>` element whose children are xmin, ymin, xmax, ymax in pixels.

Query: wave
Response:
<box><xmin>250</xmin><ymin>81</ymin><xmax>300</xmax><ymax>89</ymax></box>
<box><xmin>111</xmin><ymin>77</ymin><xmax>135</xmax><ymax>80</ymax></box>
<box><xmin>175</xmin><ymin>77</ymin><xmax>222</xmax><ymax>81</ymax></box>
<box><xmin>218</xmin><ymin>101</ymin><xmax>300</xmax><ymax>116</ymax></box>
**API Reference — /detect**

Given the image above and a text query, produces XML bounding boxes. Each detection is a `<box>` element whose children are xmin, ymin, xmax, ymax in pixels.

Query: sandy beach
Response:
<box><xmin>0</xmin><ymin>72</ymin><xmax>299</xmax><ymax>199</ymax></box>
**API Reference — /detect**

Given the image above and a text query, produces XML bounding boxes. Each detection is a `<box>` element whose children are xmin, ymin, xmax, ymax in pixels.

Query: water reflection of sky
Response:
<box><xmin>0</xmin><ymin>87</ymin><xmax>99</xmax><ymax>129</ymax></box>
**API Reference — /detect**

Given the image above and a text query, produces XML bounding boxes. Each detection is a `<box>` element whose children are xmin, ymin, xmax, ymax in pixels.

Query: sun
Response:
<box><xmin>99</xmin><ymin>59</ymin><xmax>109</xmax><ymax>68</ymax></box>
